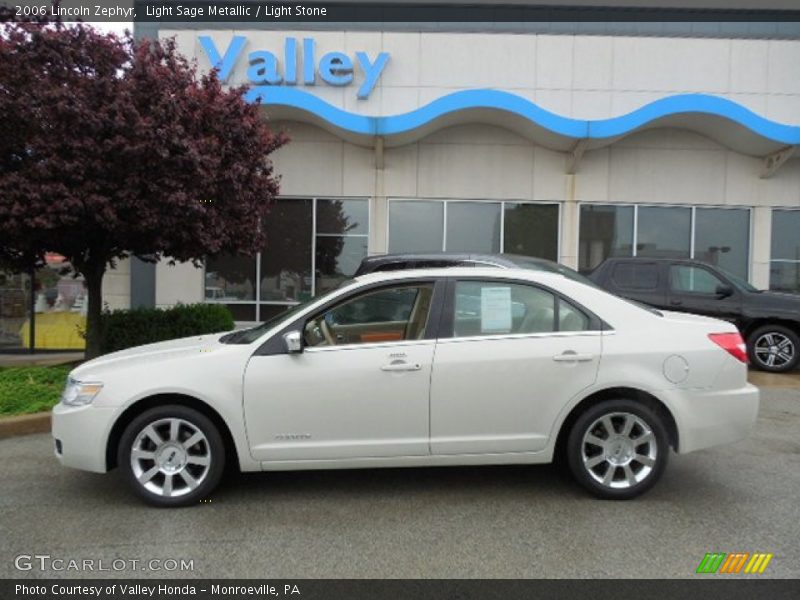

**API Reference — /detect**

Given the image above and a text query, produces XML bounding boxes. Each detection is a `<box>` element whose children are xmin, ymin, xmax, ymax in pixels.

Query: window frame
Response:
<box><xmin>438</xmin><ymin>277</ymin><xmax>605</xmax><ymax>341</ymax></box>
<box><xmin>204</xmin><ymin>196</ymin><xmax>371</xmax><ymax>322</ymax></box>
<box><xmin>577</xmin><ymin>203</ymin><xmax>753</xmax><ymax>282</ymax></box>
<box><xmin>386</xmin><ymin>198</ymin><xmax>561</xmax><ymax>260</ymax></box>
<box><xmin>253</xmin><ymin>277</ymin><xmax>448</xmax><ymax>356</ymax></box>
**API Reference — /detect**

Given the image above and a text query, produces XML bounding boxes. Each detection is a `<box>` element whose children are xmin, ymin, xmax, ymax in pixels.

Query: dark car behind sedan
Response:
<box><xmin>587</xmin><ymin>257</ymin><xmax>800</xmax><ymax>373</ymax></box>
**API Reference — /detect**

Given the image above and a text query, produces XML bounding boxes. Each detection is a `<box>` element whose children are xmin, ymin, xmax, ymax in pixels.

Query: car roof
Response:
<box><xmin>353</xmin><ymin>266</ymin><xmax>570</xmax><ymax>285</ymax></box>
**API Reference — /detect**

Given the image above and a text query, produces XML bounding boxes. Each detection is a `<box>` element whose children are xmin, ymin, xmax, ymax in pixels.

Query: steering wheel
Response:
<box><xmin>319</xmin><ymin>317</ymin><xmax>335</xmax><ymax>346</ymax></box>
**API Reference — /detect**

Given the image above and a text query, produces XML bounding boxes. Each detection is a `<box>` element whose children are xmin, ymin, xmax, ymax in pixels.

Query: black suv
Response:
<box><xmin>588</xmin><ymin>257</ymin><xmax>800</xmax><ymax>373</ymax></box>
<box><xmin>355</xmin><ymin>252</ymin><xmax>593</xmax><ymax>285</ymax></box>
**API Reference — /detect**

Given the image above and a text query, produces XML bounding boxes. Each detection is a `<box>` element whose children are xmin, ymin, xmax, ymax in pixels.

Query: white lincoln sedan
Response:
<box><xmin>53</xmin><ymin>268</ymin><xmax>759</xmax><ymax>506</ymax></box>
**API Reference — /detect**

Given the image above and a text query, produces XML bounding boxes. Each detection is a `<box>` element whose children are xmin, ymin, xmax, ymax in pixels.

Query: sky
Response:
<box><xmin>84</xmin><ymin>21</ymin><xmax>133</xmax><ymax>37</ymax></box>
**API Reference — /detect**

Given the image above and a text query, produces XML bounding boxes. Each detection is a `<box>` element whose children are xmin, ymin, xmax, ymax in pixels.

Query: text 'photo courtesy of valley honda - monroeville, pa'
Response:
<box><xmin>52</xmin><ymin>268</ymin><xmax>759</xmax><ymax>507</ymax></box>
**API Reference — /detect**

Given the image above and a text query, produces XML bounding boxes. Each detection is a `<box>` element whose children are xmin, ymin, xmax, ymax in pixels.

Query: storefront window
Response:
<box><xmin>389</xmin><ymin>199</ymin><xmax>559</xmax><ymax>259</ymax></box>
<box><xmin>636</xmin><ymin>206</ymin><xmax>691</xmax><ymax>259</ymax></box>
<box><xmin>694</xmin><ymin>208</ymin><xmax>750</xmax><ymax>280</ymax></box>
<box><xmin>205</xmin><ymin>197</ymin><xmax>370</xmax><ymax>321</ymax></box>
<box><xmin>388</xmin><ymin>201</ymin><xmax>444</xmax><ymax>254</ymax></box>
<box><xmin>260</xmin><ymin>199</ymin><xmax>312</xmax><ymax>302</ymax></box>
<box><xmin>579</xmin><ymin>204</ymin><xmax>752</xmax><ymax>280</ymax></box>
<box><xmin>446</xmin><ymin>202</ymin><xmax>501</xmax><ymax>253</ymax></box>
<box><xmin>770</xmin><ymin>209</ymin><xmax>800</xmax><ymax>293</ymax></box>
<box><xmin>315</xmin><ymin>199</ymin><xmax>369</xmax><ymax>293</ymax></box>
<box><xmin>578</xmin><ymin>205</ymin><xmax>634</xmax><ymax>271</ymax></box>
<box><xmin>0</xmin><ymin>271</ymin><xmax>31</xmax><ymax>350</ymax></box>
<box><xmin>504</xmin><ymin>203</ymin><xmax>559</xmax><ymax>261</ymax></box>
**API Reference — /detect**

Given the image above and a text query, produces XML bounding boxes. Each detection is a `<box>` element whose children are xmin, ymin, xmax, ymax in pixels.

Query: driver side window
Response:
<box><xmin>304</xmin><ymin>284</ymin><xmax>435</xmax><ymax>348</ymax></box>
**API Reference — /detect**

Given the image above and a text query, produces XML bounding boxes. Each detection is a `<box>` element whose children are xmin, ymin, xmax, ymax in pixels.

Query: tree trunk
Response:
<box><xmin>82</xmin><ymin>262</ymin><xmax>105</xmax><ymax>360</ymax></box>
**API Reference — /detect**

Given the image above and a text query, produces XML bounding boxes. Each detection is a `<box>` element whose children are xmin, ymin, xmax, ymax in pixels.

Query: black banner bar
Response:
<box><xmin>4</xmin><ymin>579</ymin><xmax>800</xmax><ymax>600</ymax></box>
<box><xmin>5</xmin><ymin>1</ymin><xmax>800</xmax><ymax>23</ymax></box>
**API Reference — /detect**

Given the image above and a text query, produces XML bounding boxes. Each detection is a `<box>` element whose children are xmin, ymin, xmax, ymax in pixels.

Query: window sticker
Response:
<box><xmin>480</xmin><ymin>286</ymin><xmax>512</xmax><ymax>333</ymax></box>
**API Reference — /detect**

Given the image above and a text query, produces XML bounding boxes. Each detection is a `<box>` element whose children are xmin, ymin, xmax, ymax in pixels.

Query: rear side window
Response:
<box><xmin>451</xmin><ymin>281</ymin><xmax>592</xmax><ymax>338</ymax></box>
<box><xmin>611</xmin><ymin>263</ymin><xmax>659</xmax><ymax>290</ymax></box>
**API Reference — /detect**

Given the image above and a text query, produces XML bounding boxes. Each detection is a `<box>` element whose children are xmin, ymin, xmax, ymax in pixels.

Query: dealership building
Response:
<box><xmin>2</xmin><ymin>3</ymin><xmax>800</xmax><ymax>349</ymax></box>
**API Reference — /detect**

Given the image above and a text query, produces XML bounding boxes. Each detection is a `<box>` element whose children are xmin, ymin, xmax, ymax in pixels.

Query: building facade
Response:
<box><xmin>3</xmin><ymin>13</ymin><xmax>800</xmax><ymax>350</ymax></box>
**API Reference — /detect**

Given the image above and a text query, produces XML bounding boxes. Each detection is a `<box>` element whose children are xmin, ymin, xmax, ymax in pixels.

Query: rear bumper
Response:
<box><xmin>51</xmin><ymin>403</ymin><xmax>117</xmax><ymax>473</ymax></box>
<box><xmin>668</xmin><ymin>384</ymin><xmax>760</xmax><ymax>454</ymax></box>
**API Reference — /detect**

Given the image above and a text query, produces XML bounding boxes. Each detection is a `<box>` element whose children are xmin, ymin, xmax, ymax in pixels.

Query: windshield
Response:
<box><xmin>220</xmin><ymin>283</ymin><xmax>350</xmax><ymax>344</ymax></box>
<box><xmin>718</xmin><ymin>267</ymin><xmax>760</xmax><ymax>293</ymax></box>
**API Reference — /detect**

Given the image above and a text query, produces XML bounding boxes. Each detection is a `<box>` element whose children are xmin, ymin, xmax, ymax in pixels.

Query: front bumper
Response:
<box><xmin>668</xmin><ymin>383</ymin><xmax>760</xmax><ymax>454</ymax></box>
<box><xmin>51</xmin><ymin>403</ymin><xmax>118</xmax><ymax>473</ymax></box>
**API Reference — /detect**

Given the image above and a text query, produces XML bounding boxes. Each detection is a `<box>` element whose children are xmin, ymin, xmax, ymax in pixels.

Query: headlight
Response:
<box><xmin>61</xmin><ymin>378</ymin><xmax>103</xmax><ymax>406</ymax></box>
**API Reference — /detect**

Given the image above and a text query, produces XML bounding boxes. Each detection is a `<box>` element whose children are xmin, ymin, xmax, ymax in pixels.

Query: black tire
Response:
<box><xmin>118</xmin><ymin>405</ymin><xmax>226</xmax><ymax>507</ymax></box>
<box><xmin>747</xmin><ymin>324</ymin><xmax>800</xmax><ymax>373</ymax></box>
<box><xmin>567</xmin><ymin>399</ymin><xmax>669</xmax><ymax>500</ymax></box>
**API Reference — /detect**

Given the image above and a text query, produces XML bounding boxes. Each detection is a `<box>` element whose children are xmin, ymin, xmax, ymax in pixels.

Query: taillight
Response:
<box><xmin>708</xmin><ymin>332</ymin><xmax>748</xmax><ymax>364</ymax></box>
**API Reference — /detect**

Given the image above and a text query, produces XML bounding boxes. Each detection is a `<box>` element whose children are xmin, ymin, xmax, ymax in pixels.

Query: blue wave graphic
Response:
<box><xmin>244</xmin><ymin>87</ymin><xmax>800</xmax><ymax>146</ymax></box>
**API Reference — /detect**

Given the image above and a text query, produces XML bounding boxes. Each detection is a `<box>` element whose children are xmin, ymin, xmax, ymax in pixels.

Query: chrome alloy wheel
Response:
<box><xmin>581</xmin><ymin>412</ymin><xmax>657</xmax><ymax>490</ymax></box>
<box><xmin>130</xmin><ymin>418</ymin><xmax>211</xmax><ymax>498</ymax></box>
<box><xmin>754</xmin><ymin>332</ymin><xmax>795</xmax><ymax>369</ymax></box>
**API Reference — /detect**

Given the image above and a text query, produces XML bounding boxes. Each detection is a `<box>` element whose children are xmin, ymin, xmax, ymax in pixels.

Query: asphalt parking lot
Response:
<box><xmin>1</xmin><ymin>385</ymin><xmax>798</xmax><ymax>579</ymax></box>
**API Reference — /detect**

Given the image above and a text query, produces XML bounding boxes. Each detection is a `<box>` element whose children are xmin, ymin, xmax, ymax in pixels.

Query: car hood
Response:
<box><xmin>70</xmin><ymin>333</ymin><xmax>226</xmax><ymax>380</ymax></box>
<box><xmin>744</xmin><ymin>290</ymin><xmax>800</xmax><ymax>313</ymax></box>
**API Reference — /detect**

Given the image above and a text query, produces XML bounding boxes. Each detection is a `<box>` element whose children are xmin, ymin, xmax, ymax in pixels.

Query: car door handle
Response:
<box><xmin>552</xmin><ymin>353</ymin><xmax>594</xmax><ymax>363</ymax></box>
<box><xmin>670</xmin><ymin>299</ymin><xmax>683</xmax><ymax>306</ymax></box>
<box><xmin>380</xmin><ymin>362</ymin><xmax>422</xmax><ymax>372</ymax></box>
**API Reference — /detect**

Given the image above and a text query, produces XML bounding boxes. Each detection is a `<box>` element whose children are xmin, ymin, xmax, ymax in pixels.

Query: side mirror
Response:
<box><xmin>283</xmin><ymin>330</ymin><xmax>303</xmax><ymax>354</ymax></box>
<box><xmin>716</xmin><ymin>284</ymin><xmax>734</xmax><ymax>298</ymax></box>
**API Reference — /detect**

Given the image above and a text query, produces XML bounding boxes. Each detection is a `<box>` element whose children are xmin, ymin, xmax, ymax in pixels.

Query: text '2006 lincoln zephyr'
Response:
<box><xmin>52</xmin><ymin>268</ymin><xmax>759</xmax><ymax>506</ymax></box>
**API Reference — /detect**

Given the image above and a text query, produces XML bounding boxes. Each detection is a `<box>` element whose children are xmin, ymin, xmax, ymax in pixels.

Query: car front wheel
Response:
<box><xmin>118</xmin><ymin>405</ymin><xmax>225</xmax><ymax>507</ymax></box>
<box><xmin>567</xmin><ymin>399</ymin><xmax>669</xmax><ymax>500</ymax></box>
<box><xmin>748</xmin><ymin>325</ymin><xmax>800</xmax><ymax>373</ymax></box>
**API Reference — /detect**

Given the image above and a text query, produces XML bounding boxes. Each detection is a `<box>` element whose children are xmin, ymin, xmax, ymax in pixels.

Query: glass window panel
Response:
<box><xmin>388</xmin><ymin>201</ymin><xmax>444</xmax><ymax>253</ymax></box>
<box><xmin>504</xmin><ymin>203</ymin><xmax>560</xmax><ymax>261</ymax></box>
<box><xmin>0</xmin><ymin>270</ymin><xmax>32</xmax><ymax>350</ymax></box>
<box><xmin>578</xmin><ymin>205</ymin><xmax>634</xmax><ymax>271</ymax></box>
<box><xmin>446</xmin><ymin>202</ymin><xmax>501</xmax><ymax>253</ymax></box>
<box><xmin>225</xmin><ymin>304</ymin><xmax>257</xmax><ymax>321</ymax></box>
<box><xmin>304</xmin><ymin>284</ymin><xmax>434</xmax><ymax>347</ymax></box>
<box><xmin>205</xmin><ymin>255</ymin><xmax>256</xmax><ymax>301</ymax></box>
<box><xmin>315</xmin><ymin>236</ymin><xmax>369</xmax><ymax>294</ymax></box>
<box><xmin>453</xmin><ymin>280</ymin><xmax>556</xmax><ymax>337</ymax></box>
<box><xmin>637</xmin><ymin>206</ymin><xmax>691</xmax><ymax>259</ymax></box>
<box><xmin>771</xmin><ymin>209</ymin><xmax>800</xmax><ymax>261</ymax></box>
<box><xmin>260</xmin><ymin>198</ymin><xmax>313</xmax><ymax>302</ymax></box>
<box><xmin>258</xmin><ymin>304</ymin><xmax>297</xmax><ymax>323</ymax></box>
<box><xmin>694</xmin><ymin>208</ymin><xmax>750</xmax><ymax>280</ymax></box>
<box><xmin>316</xmin><ymin>199</ymin><xmax>369</xmax><ymax>235</ymax></box>
<box><xmin>769</xmin><ymin>262</ymin><xmax>800</xmax><ymax>294</ymax></box>
<box><xmin>30</xmin><ymin>255</ymin><xmax>87</xmax><ymax>350</ymax></box>
<box><xmin>670</xmin><ymin>265</ymin><xmax>725</xmax><ymax>294</ymax></box>
<box><xmin>558</xmin><ymin>298</ymin><xmax>591</xmax><ymax>332</ymax></box>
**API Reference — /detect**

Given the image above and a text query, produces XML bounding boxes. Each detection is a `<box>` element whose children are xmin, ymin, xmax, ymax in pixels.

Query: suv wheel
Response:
<box><xmin>118</xmin><ymin>405</ymin><xmax>225</xmax><ymax>507</ymax></box>
<box><xmin>748</xmin><ymin>325</ymin><xmax>800</xmax><ymax>373</ymax></box>
<box><xmin>567</xmin><ymin>399</ymin><xmax>669</xmax><ymax>500</ymax></box>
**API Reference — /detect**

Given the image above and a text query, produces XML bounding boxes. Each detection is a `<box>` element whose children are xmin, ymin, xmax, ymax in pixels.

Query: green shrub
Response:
<box><xmin>99</xmin><ymin>303</ymin><xmax>234</xmax><ymax>354</ymax></box>
<box><xmin>0</xmin><ymin>365</ymin><xmax>71</xmax><ymax>416</ymax></box>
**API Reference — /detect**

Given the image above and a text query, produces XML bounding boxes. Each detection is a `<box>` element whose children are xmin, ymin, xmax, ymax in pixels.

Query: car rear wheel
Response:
<box><xmin>747</xmin><ymin>325</ymin><xmax>799</xmax><ymax>373</ymax></box>
<box><xmin>118</xmin><ymin>405</ymin><xmax>225</xmax><ymax>507</ymax></box>
<box><xmin>567</xmin><ymin>400</ymin><xmax>669</xmax><ymax>500</ymax></box>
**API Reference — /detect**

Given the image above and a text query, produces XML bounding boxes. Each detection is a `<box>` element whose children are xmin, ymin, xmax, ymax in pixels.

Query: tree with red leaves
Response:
<box><xmin>0</xmin><ymin>20</ymin><xmax>286</xmax><ymax>357</ymax></box>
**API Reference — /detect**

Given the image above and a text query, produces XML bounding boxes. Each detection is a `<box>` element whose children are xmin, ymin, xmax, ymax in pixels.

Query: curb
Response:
<box><xmin>0</xmin><ymin>412</ymin><xmax>51</xmax><ymax>440</ymax></box>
